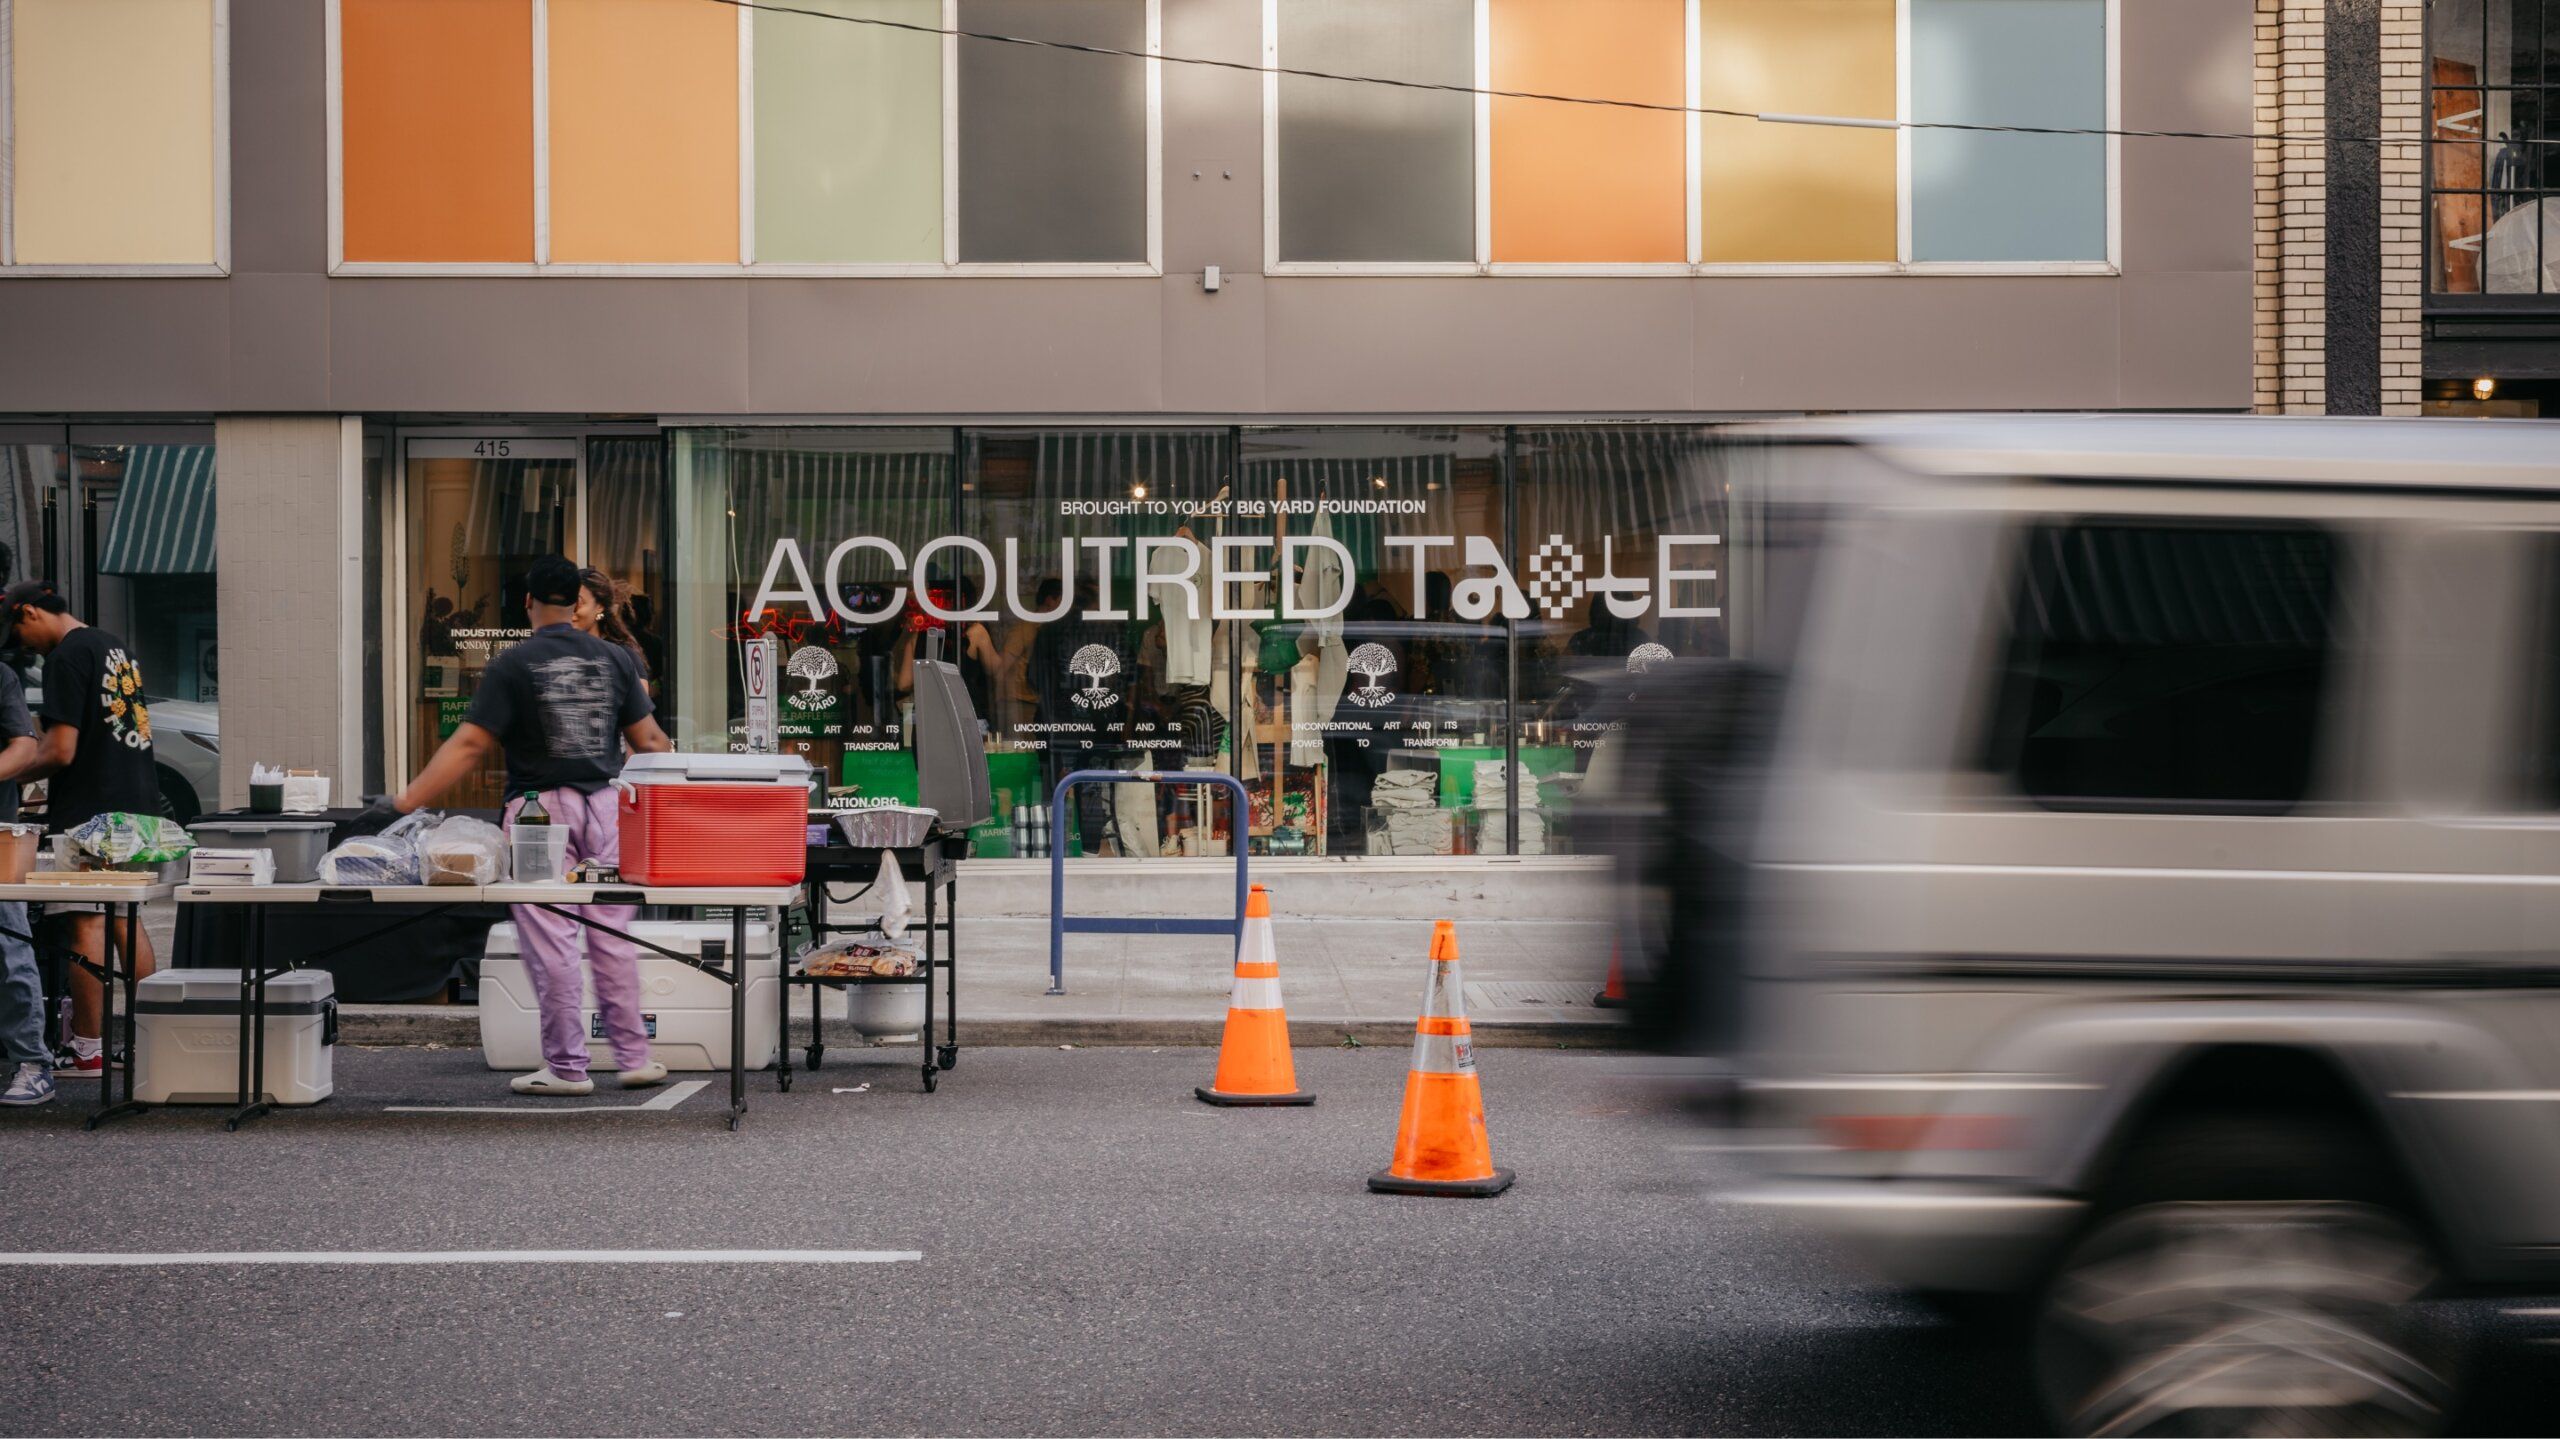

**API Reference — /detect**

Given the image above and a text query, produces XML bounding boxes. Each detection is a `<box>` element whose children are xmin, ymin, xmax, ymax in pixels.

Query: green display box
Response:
<box><xmin>1434</xmin><ymin>745</ymin><xmax>1576</xmax><ymax>807</ymax></box>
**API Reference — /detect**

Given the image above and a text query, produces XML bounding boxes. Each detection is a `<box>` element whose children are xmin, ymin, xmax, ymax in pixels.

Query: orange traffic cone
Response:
<box><xmin>1593</xmin><ymin>937</ymin><xmax>1628</xmax><ymax>1009</ymax></box>
<box><xmin>1369</xmin><ymin>921</ymin><xmax>1514</xmax><ymax>1197</ymax></box>
<box><xmin>1196</xmin><ymin>884</ymin><xmax>1315</xmax><ymax>1106</ymax></box>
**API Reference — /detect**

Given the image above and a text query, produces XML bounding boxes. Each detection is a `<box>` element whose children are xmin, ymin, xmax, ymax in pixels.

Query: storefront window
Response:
<box><xmin>584</xmin><ymin>436</ymin><xmax>670</xmax><ymax>700</ymax></box>
<box><xmin>1514</xmin><ymin>427</ymin><xmax>1729</xmax><ymax>853</ymax></box>
<box><xmin>403</xmin><ymin>439</ymin><xmax>576</xmax><ymax>809</ymax></box>
<box><xmin>1239</xmin><ymin>427</ymin><xmax>1508</xmax><ymax>856</ymax></box>
<box><xmin>658</xmin><ymin>422</ymin><xmax>1751</xmax><ymax>861</ymax></box>
<box><xmin>0</xmin><ymin>435</ymin><xmax>221</xmax><ymax>819</ymax></box>
<box><xmin>667</xmin><ymin>428</ymin><xmax>956</xmax><ymax>781</ymax></box>
<box><xmin>963</xmin><ymin>429</ymin><xmax>1237</xmax><ymax>858</ymax></box>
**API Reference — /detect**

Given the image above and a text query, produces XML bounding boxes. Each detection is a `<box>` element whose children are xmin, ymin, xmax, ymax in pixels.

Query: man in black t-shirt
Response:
<box><xmin>366</xmin><ymin>556</ymin><xmax>674</xmax><ymax>1098</ymax></box>
<box><xmin>2</xmin><ymin>581</ymin><xmax>161</xmax><ymax>1077</ymax></box>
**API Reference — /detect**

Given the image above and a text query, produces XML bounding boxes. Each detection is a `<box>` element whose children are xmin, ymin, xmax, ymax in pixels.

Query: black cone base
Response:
<box><xmin>1197</xmin><ymin>1086</ymin><xmax>1316</xmax><ymax>1107</ymax></box>
<box><xmin>1592</xmin><ymin>990</ymin><xmax>1628</xmax><ymax>1009</ymax></box>
<box><xmin>1368</xmin><ymin>1166</ymin><xmax>1515</xmax><ymax>1197</ymax></box>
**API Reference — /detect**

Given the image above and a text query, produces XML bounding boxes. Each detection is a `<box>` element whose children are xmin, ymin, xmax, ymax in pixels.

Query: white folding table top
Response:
<box><xmin>484</xmin><ymin>882</ymin><xmax>802</xmax><ymax>908</ymax></box>
<box><xmin>0</xmin><ymin>880</ymin><xmax>175</xmax><ymax>903</ymax></box>
<box><xmin>173</xmin><ymin>882</ymin><xmax>801</xmax><ymax>907</ymax></box>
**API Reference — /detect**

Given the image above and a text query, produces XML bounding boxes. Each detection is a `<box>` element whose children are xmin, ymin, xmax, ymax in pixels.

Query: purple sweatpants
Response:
<box><xmin>505</xmin><ymin>787</ymin><xmax>649</xmax><ymax>1079</ymax></box>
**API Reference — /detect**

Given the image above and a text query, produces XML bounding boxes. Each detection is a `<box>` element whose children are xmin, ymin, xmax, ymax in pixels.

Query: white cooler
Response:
<box><xmin>134</xmin><ymin>968</ymin><xmax>337</xmax><ymax>1106</ymax></box>
<box><xmin>478</xmin><ymin>921</ymin><xmax>780</xmax><ymax>1072</ymax></box>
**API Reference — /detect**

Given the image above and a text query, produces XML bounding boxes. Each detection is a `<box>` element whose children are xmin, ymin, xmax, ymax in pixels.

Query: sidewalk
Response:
<box><xmin>339</xmin><ymin>916</ymin><xmax>1627</xmax><ymax>1050</ymax></box>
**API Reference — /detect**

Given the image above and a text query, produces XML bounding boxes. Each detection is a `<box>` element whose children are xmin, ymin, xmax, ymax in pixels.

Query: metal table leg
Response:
<box><xmin>919</xmin><ymin>874</ymin><xmax>937</xmax><ymax>1092</ymax></box>
<box><xmin>938</xmin><ymin>874</ymin><xmax>958</xmax><ymax>1072</ymax></box>
<box><xmin>226</xmin><ymin>905</ymin><xmax>275</xmax><ymax>1131</ymax></box>
<box><xmin>726</xmin><ymin>908</ymin><xmax>746</xmax><ymax>1131</ymax></box>
<box><xmin>87</xmin><ymin>899</ymin><xmax>150</xmax><ymax>1130</ymax></box>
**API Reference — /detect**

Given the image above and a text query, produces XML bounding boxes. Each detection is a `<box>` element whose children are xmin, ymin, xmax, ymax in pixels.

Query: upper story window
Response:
<box><xmin>2428</xmin><ymin>0</ymin><xmax>2560</xmax><ymax>296</ymax></box>
<box><xmin>1268</xmin><ymin>0</ymin><xmax>2110</xmax><ymax>274</ymax></box>
<box><xmin>1</xmin><ymin>0</ymin><xmax>228</xmax><ymax>275</ymax></box>
<box><xmin>333</xmin><ymin>0</ymin><xmax>1158</xmax><ymax>274</ymax></box>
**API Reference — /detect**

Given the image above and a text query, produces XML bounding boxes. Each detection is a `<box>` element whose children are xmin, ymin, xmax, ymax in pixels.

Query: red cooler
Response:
<box><xmin>615</xmin><ymin>754</ymin><xmax>815</xmax><ymax>887</ymax></box>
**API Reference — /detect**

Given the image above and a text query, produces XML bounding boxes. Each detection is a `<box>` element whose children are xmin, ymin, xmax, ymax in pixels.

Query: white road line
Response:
<box><xmin>0</xmin><ymin>1249</ymin><xmax>921</xmax><ymax>1266</ymax></box>
<box><xmin>385</xmin><ymin>1079</ymin><xmax>709</xmax><ymax>1116</ymax></box>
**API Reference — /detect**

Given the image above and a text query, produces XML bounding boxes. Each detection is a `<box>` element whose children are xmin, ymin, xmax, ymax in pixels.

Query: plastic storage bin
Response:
<box><xmin>508</xmin><ymin>825</ymin><xmax>569</xmax><ymax>883</ymax></box>
<box><xmin>478</xmin><ymin>920</ymin><xmax>781</xmax><ymax>1072</ymax></box>
<box><xmin>186</xmin><ymin>818</ymin><xmax>335</xmax><ymax>884</ymax></box>
<box><xmin>133</xmin><ymin>968</ymin><xmax>336</xmax><ymax>1105</ymax></box>
<box><xmin>616</xmin><ymin>754</ymin><xmax>811</xmax><ymax>886</ymax></box>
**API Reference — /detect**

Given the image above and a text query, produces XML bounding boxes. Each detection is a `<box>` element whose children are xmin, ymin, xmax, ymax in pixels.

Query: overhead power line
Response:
<box><xmin>702</xmin><ymin>0</ymin><xmax>2489</xmax><ymax>146</ymax></box>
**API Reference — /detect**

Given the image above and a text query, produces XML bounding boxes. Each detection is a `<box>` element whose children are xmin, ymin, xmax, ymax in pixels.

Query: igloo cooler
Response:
<box><xmin>614</xmin><ymin>753</ymin><xmax>812</xmax><ymax>887</ymax></box>
<box><xmin>478</xmin><ymin>920</ymin><xmax>782</xmax><ymax>1072</ymax></box>
<box><xmin>133</xmin><ymin>968</ymin><xmax>337</xmax><ymax>1106</ymax></box>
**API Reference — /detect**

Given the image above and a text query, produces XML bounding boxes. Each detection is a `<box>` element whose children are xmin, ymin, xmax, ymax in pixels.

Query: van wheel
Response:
<box><xmin>2032</xmin><ymin>1117</ymin><xmax>2462</xmax><ymax>1437</ymax></box>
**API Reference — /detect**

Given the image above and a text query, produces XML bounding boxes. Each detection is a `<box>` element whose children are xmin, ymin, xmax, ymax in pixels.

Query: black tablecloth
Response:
<box><xmin>170</xmin><ymin>808</ymin><xmax>509</xmax><ymax>1003</ymax></box>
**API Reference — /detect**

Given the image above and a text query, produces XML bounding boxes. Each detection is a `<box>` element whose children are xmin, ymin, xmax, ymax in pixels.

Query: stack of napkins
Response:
<box><xmin>189</xmin><ymin>848</ymin><xmax>275</xmax><ymax>886</ymax></box>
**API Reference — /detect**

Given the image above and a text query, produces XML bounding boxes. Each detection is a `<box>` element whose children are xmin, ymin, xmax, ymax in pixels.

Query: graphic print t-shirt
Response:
<box><xmin>463</xmin><ymin>623</ymin><xmax>652</xmax><ymax>797</ymax></box>
<box><xmin>37</xmin><ymin>627</ymin><xmax>160</xmax><ymax>833</ymax></box>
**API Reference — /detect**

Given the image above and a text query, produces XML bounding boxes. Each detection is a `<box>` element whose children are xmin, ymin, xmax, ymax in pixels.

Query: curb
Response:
<box><xmin>337</xmin><ymin>1006</ymin><xmax>1630</xmax><ymax>1051</ymax></box>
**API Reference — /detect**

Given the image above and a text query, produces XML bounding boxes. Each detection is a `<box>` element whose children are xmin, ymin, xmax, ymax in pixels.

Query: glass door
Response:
<box><xmin>401</xmin><ymin>437</ymin><xmax>580</xmax><ymax>809</ymax></box>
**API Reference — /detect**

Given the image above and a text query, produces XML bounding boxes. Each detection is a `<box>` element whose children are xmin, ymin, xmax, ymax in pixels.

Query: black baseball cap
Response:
<box><xmin>524</xmin><ymin>556</ymin><xmax>582</xmax><ymax>607</ymax></box>
<box><xmin>0</xmin><ymin>579</ymin><xmax>66</xmax><ymax>630</ymax></box>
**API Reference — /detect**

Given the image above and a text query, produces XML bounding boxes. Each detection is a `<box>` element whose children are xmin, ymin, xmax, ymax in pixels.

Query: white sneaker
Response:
<box><xmin>618</xmin><ymin>1061</ymin><xmax>669</xmax><ymax>1089</ymax></box>
<box><xmin>509</xmin><ymin>1067</ymin><xmax>595</xmax><ymax>1096</ymax></box>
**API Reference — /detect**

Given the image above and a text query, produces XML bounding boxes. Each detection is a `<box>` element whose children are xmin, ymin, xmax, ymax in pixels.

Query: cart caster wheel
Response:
<box><xmin>937</xmin><ymin>1045</ymin><xmax>958</xmax><ymax>1070</ymax></box>
<box><xmin>778</xmin><ymin>1071</ymin><xmax>793</xmax><ymax>1093</ymax></box>
<box><xmin>922</xmin><ymin>1066</ymin><xmax>938</xmax><ymax>1093</ymax></box>
<box><xmin>805</xmin><ymin>1046</ymin><xmax>824</xmax><ymax>1071</ymax></box>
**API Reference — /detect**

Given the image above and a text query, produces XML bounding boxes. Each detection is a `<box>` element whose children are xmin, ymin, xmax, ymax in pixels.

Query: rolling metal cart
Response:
<box><xmin>781</xmin><ymin>827</ymin><xmax>958</xmax><ymax>1094</ymax></box>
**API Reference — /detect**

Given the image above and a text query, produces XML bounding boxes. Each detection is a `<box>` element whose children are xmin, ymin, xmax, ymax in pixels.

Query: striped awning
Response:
<box><xmin>98</xmin><ymin>445</ymin><xmax>216</xmax><ymax>576</ymax></box>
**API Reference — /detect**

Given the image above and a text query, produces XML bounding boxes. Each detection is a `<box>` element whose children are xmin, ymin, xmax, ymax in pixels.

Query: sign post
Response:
<box><xmin>743</xmin><ymin>636</ymin><xmax>779</xmax><ymax>754</ymax></box>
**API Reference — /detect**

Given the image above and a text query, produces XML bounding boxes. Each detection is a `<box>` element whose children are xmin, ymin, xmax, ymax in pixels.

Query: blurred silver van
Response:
<box><xmin>1731</xmin><ymin>415</ymin><xmax>2560</xmax><ymax>1435</ymax></box>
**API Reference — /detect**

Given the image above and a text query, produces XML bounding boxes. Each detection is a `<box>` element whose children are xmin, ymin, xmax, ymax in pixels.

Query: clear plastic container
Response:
<box><xmin>508</xmin><ymin>826</ymin><xmax>569</xmax><ymax>884</ymax></box>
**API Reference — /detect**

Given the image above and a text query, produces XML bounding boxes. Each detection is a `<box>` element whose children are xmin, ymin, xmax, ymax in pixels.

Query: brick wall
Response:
<box><xmin>2258</xmin><ymin>0</ymin><xmax>2425</xmax><ymax>413</ymax></box>
<box><xmin>212</xmin><ymin>417</ymin><xmax>350</xmax><ymax>810</ymax></box>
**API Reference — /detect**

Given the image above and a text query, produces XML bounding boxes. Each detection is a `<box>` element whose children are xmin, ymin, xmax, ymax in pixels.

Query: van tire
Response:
<box><xmin>2030</xmin><ymin>1114</ymin><xmax>2465</xmax><ymax>1437</ymax></box>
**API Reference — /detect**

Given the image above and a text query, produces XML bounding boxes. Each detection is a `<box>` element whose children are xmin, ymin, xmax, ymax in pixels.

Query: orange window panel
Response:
<box><xmin>547</xmin><ymin>0</ymin><xmax>738</xmax><ymax>263</ymax></box>
<box><xmin>340</xmin><ymin>0</ymin><xmax>535</xmax><ymax>264</ymax></box>
<box><xmin>1489</xmin><ymin>0</ymin><xmax>1687</xmax><ymax>264</ymax></box>
<box><xmin>1698</xmin><ymin>0</ymin><xmax>1896</xmax><ymax>263</ymax></box>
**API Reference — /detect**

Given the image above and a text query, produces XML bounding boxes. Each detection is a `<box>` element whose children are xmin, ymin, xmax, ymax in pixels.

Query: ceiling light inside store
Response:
<box><xmin>2474</xmin><ymin>376</ymin><xmax>2499</xmax><ymax>400</ymax></box>
<box><xmin>1372</xmin><ymin>476</ymin><xmax>1387</xmax><ymax>489</ymax></box>
<box><xmin>1131</xmin><ymin>484</ymin><xmax>1148</xmax><ymax>499</ymax></box>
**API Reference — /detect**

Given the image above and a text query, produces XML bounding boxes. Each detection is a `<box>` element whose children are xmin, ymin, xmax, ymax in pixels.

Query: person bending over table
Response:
<box><xmin>0</xmin><ymin>655</ymin><xmax>53</xmax><ymax>1106</ymax></box>
<box><xmin>355</xmin><ymin>555</ymin><xmax>674</xmax><ymax>1097</ymax></box>
<box><xmin>0</xmin><ymin>580</ymin><xmax>161</xmax><ymax>1083</ymax></box>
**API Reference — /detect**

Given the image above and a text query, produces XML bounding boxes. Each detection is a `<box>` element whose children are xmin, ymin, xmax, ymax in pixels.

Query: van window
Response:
<box><xmin>1979</xmin><ymin>523</ymin><xmax>2340</xmax><ymax>811</ymax></box>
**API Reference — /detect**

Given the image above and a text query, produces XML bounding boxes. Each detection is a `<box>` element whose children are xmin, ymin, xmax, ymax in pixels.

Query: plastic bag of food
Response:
<box><xmin>67</xmin><ymin>811</ymin><xmax>197</xmax><ymax>865</ymax></box>
<box><xmin>796</xmin><ymin>939</ymin><xmax>920</xmax><ymax>979</ymax></box>
<box><xmin>319</xmin><ymin>811</ymin><xmax>432</xmax><ymax>886</ymax></box>
<box><xmin>419</xmin><ymin>814</ymin><xmax>504</xmax><ymax>885</ymax></box>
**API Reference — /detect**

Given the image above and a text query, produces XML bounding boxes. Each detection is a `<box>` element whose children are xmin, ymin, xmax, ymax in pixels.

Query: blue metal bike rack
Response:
<box><xmin>1048</xmin><ymin>769</ymin><xmax>1249</xmax><ymax>996</ymax></box>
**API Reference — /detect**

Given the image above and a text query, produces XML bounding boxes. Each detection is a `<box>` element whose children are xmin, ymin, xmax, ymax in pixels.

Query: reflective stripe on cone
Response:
<box><xmin>1369</xmin><ymin>920</ymin><xmax>1514</xmax><ymax>1197</ymax></box>
<box><xmin>1198</xmin><ymin>883</ymin><xmax>1315</xmax><ymax>1107</ymax></box>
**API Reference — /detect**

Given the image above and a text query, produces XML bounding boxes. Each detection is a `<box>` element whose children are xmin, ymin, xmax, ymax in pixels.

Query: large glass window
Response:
<box><xmin>1514</xmin><ymin>428</ymin><xmax>1729</xmax><ymax>852</ymax></box>
<box><xmin>662</xmin><ymin>424</ymin><xmax>1756</xmax><ymax>858</ymax></box>
<box><xmin>2429</xmin><ymin>0</ymin><xmax>2560</xmax><ymax>293</ymax></box>
<box><xmin>754</xmin><ymin>0</ymin><xmax>944</xmax><ymax>265</ymax></box>
<box><xmin>1239</xmin><ymin>428</ymin><xmax>1507</xmax><ymax>855</ymax></box>
<box><xmin>965</xmin><ymin>431</ymin><xmax>1237</xmax><ymax>857</ymax></box>
<box><xmin>1275</xmin><ymin>0</ymin><xmax>1477</xmax><ymax>264</ymax></box>
<box><xmin>1488</xmin><ymin>0</ymin><xmax>1686</xmax><ymax>264</ymax></box>
<box><xmin>1979</xmin><ymin>523</ymin><xmax>2342</xmax><ymax>812</ymax></box>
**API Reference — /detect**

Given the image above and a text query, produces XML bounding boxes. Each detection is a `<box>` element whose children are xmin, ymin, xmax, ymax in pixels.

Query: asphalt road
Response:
<box><xmin>1</xmin><ymin>1044</ymin><xmax>2552</xmax><ymax>1436</ymax></box>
